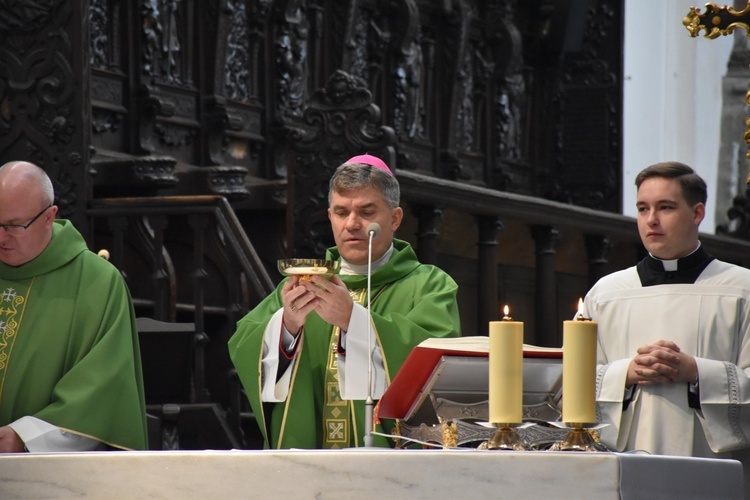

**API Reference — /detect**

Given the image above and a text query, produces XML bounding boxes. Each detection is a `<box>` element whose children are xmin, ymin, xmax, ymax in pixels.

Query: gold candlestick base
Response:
<box><xmin>486</xmin><ymin>424</ymin><xmax>526</xmax><ymax>451</ymax></box>
<box><xmin>549</xmin><ymin>424</ymin><xmax>607</xmax><ymax>452</ymax></box>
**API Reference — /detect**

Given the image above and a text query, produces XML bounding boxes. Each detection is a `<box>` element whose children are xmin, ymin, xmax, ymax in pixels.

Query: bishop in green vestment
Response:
<box><xmin>229</xmin><ymin>155</ymin><xmax>461</xmax><ymax>449</ymax></box>
<box><xmin>0</xmin><ymin>161</ymin><xmax>147</xmax><ymax>452</ymax></box>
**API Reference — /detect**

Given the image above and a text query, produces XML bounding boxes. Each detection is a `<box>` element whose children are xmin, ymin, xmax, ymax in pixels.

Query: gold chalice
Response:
<box><xmin>277</xmin><ymin>259</ymin><xmax>340</xmax><ymax>282</ymax></box>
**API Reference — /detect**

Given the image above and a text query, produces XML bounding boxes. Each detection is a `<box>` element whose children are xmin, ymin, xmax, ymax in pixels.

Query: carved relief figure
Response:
<box><xmin>456</xmin><ymin>48</ymin><xmax>475</xmax><ymax>151</ymax></box>
<box><xmin>275</xmin><ymin>26</ymin><xmax>307</xmax><ymax>117</ymax></box>
<box><xmin>392</xmin><ymin>1</ymin><xmax>425</xmax><ymax>140</ymax></box>
<box><xmin>275</xmin><ymin>1</ymin><xmax>309</xmax><ymax>117</ymax></box>
<box><xmin>140</xmin><ymin>0</ymin><xmax>184</xmax><ymax>82</ymax></box>
<box><xmin>89</xmin><ymin>0</ymin><xmax>110</xmax><ymax>69</ymax></box>
<box><xmin>163</xmin><ymin>0</ymin><xmax>182</xmax><ymax>82</ymax></box>
<box><xmin>494</xmin><ymin>3</ymin><xmax>525</xmax><ymax>163</ymax></box>
<box><xmin>348</xmin><ymin>12</ymin><xmax>371</xmax><ymax>85</ymax></box>
<box><xmin>497</xmin><ymin>72</ymin><xmax>524</xmax><ymax>161</ymax></box>
<box><xmin>142</xmin><ymin>0</ymin><xmax>163</xmax><ymax>76</ymax></box>
<box><xmin>225</xmin><ymin>0</ymin><xmax>250</xmax><ymax>102</ymax></box>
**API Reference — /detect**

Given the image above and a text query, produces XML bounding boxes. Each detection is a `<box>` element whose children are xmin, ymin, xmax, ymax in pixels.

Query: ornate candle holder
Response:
<box><xmin>549</xmin><ymin>423</ymin><xmax>607</xmax><ymax>452</ymax></box>
<box><xmin>486</xmin><ymin>423</ymin><xmax>526</xmax><ymax>451</ymax></box>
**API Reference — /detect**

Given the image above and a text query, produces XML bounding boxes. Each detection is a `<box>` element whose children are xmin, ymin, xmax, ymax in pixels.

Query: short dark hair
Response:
<box><xmin>635</xmin><ymin>161</ymin><xmax>707</xmax><ymax>207</ymax></box>
<box><xmin>328</xmin><ymin>162</ymin><xmax>400</xmax><ymax>208</ymax></box>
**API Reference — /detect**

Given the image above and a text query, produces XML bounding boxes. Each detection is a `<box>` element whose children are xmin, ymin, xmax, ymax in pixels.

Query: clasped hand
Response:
<box><xmin>627</xmin><ymin>339</ymin><xmax>698</xmax><ymax>387</ymax></box>
<box><xmin>282</xmin><ymin>275</ymin><xmax>353</xmax><ymax>334</ymax></box>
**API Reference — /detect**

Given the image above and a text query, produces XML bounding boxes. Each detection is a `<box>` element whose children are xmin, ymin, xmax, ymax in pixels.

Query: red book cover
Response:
<box><xmin>377</xmin><ymin>337</ymin><xmax>561</xmax><ymax>420</ymax></box>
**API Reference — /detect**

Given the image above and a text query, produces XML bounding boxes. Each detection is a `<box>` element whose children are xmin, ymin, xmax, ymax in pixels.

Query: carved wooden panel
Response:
<box><xmin>534</xmin><ymin>0</ymin><xmax>623</xmax><ymax>212</ymax></box>
<box><xmin>0</xmin><ymin>1</ymin><xmax>90</xmax><ymax>230</ymax></box>
<box><xmin>287</xmin><ymin>70</ymin><xmax>397</xmax><ymax>258</ymax></box>
<box><xmin>1</xmin><ymin>0</ymin><xmax>625</xmax><ymax>210</ymax></box>
<box><xmin>82</xmin><ymin>0</ymin><xmax>625</xmax><ymax>212</ymax></box>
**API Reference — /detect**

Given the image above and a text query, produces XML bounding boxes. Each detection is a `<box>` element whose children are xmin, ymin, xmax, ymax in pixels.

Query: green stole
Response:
<box><xmin>0</xmin><ymin>279</ymin><xmax>33</xmax><ymax>392</ymax></box>
<box><xmin>322</xmin><ymin>288</ymin><xmax>366</xmax><ymax>448</ymax></box>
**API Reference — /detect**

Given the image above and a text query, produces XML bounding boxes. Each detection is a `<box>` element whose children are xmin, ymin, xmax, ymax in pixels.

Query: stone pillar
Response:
<box><xmin>477</xmin><ymin>216</ymin><xmax>503</xmax><ymax>336</ymax></box>
<box><xmin>531</xmin><ymin>225</ymin><xmax>559</xmax><ymax>346</ymax></box>
<box><xmin>412</xmin><ymin>204</ymin><xmax>443</xmax><ymax>265</ymax></box>
<box><xmin>585</xmin><ymin>234</ymin><xmax>611</xmax><ymax>289</ymax></box>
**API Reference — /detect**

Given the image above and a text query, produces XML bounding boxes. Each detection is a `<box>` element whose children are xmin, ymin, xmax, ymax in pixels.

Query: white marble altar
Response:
<box><xmin>0</xmin><ymin>449</ymin><xmax>742</xmax><ymax>499</ymax></box>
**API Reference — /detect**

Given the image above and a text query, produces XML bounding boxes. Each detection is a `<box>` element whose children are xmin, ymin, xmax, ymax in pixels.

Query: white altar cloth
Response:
<box><xmin>0</xmin><ymin>449</ymin><xmax>742</xmax><ymax>499</ymax></box>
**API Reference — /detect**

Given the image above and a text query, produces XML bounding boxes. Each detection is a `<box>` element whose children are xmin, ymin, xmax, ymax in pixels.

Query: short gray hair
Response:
<box><xmin>328</xmin><ymin>162</ymin><xmax>400</xmax><ymax>208</ymax></box>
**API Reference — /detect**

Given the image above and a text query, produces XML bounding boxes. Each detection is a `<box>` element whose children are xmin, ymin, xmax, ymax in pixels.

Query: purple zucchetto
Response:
<box><xmin>345</xmin><ymin>154</ymin><xmax>393</xmax><ymax>175</ymax></box>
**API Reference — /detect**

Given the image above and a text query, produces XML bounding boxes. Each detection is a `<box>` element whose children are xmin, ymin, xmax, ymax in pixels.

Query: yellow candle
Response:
<box><xmin>489</xmin><ymin>306</ymin><xmax>524</xmax><ymax>425</ymax></box>
<box><xmin>562</xmin><ymin>300</ymin><xmax>597</xmax><ymax>425</ymax></box>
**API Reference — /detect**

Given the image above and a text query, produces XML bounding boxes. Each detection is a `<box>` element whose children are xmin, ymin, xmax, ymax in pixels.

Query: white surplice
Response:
<box><xmin>583</xmin><ymin>259</ymin><xmax>750</xmax><ymax>459</ymax></box>
<box><xmin>258</xmin><ymin>306</ymin><xmax>386</xmax><ymax>403</ymax></box>
<box><xmin>258</xmin><ymin>246</ymin><xmax>395</xmax><ymax>404</ymax></box>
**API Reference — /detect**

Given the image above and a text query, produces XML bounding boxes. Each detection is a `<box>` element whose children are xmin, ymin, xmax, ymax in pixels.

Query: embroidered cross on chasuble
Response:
<box><xmin>322</xmin><ymin>288</ymin><xmax>372</xmax><ymax>449</ymax></box>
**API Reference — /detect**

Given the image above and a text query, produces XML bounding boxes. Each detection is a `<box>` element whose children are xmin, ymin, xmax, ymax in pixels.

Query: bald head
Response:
<box><xmin>0</xmin><ymin>161</ymin><xmax>58</xmax><ymax>266</ymax></box>
<box><xmin>0</xmin><ymin>161</ymin><xmax>55</xmax><ymax>204</ymax></box>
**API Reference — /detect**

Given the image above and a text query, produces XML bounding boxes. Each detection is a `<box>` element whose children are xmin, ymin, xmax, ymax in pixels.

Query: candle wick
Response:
<box><xmin>576</xmin><ymin>313</ymin><xmax>591</xmax><ymax>322</ymax></box>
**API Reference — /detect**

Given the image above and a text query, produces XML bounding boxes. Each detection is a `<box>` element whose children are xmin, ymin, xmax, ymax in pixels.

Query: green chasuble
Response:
<box><xmin>0</xmin><ymin>220</ymin><xmax>147</xmax><ymax>450</ymax></box>
<box><xmin>229</xmin><ymin>239</ymin><xmax>461</xmax><ymax>449</ymax></box>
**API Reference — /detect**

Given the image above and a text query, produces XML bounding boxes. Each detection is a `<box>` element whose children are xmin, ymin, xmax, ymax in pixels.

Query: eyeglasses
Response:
<box><xmin>0</xmin><ymin>205</ymin><xmax>52</xmax><ymax>236</ymax></box>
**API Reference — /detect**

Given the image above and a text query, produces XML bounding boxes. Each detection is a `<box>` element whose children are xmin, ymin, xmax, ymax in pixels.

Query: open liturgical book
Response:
<box><xmin>377</xmin><ymin>336</ymin><xmax>562</xmax><ymax>422</ymax></box>
<box><xmin>417</xmin><ymin>336</ymin><xmax>563</xmax><ymax>356</ymax></box>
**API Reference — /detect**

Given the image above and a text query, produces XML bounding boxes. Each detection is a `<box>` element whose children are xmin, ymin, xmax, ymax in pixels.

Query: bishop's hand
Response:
<box><xmin>282</xmin><ymin>276</ymin><xmax>315</xmax><ymax>335</ymax></box>
<box><xmin>297</xmin><ymin>275</ymin><xmax>353</xmax><ymax>332</ymax></box>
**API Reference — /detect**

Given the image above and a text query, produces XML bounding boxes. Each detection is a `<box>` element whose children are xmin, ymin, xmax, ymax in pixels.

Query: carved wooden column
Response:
<box><xmin>478</xmin><ymin>216</ymin><xmax>503</xmax><ymax>336</ymax></box>
<box><xmin>437</xmin><ymin>0</ymin><xmax>472</xmax><ymax>179</ymax></box>
<box><xmin>531</xmin><ymin>225</ymin><xmax>560</xmax><ymax>346</ymax></box>
<box><xmin>147</xmin><ymin>214</ymin><xmax>172</xmax><ymax>322</ymax></box>
<box><xmin>411</xmin><ymin>204</ymin><xmax>443</xmax><ymax>265</ymax></box>
<box><xmin>189</xmin><ymin>213</ymin><xmax>211</xmax><ymax>403</ymax></box>
<box><xmin>108</xmin><ymin>215</ymin><xmax>130</xmax><ymax>281</ymax></box>
<box><xmin>585</xmin><ymin>234</ymin><xmax>611</xmax><ymax>289</ymax></box>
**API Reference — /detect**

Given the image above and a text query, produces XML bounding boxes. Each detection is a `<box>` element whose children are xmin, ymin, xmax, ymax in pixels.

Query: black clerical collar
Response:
<box><xmin>636</xmin><ymin>245</ymin><xmax>714</xmax><ymax>286</ymax></box>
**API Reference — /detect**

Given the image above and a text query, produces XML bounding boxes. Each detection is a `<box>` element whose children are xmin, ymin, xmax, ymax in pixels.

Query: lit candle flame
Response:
<box><xmin>576</xmin><ymin>298</ymin><xmax>591</xmax><ymax>321</ymax></box>
<box><xmin>502</xmin><ymin>305</ymin><xmax>512</xmax><ymax>321</ymax></box>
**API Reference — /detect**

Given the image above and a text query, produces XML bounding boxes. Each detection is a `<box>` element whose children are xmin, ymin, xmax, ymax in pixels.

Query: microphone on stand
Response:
<box><xmin>363</xmin><ymin>221</ymin><xmax>380</xmax><ymax>447</ymax></box>
<box><xmin>366</xmin><ymin>222</ymin><xmax>381</xmax><ymax>240</ymax></box>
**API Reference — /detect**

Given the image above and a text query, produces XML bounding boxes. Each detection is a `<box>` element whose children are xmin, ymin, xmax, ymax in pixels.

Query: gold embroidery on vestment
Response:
<box><xmin>0</xmin><ymin>280</ymin><xmax>34</xmax><ymax>404</ymax></box>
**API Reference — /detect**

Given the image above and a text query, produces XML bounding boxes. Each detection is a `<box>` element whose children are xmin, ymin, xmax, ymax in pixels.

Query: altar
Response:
<box><xmin>0</xmin><ymin>449</ymin><xmax>742</xmax><ymax>499</ymax></box>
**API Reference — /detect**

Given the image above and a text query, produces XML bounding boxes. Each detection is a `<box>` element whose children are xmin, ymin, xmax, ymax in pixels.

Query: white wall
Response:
<box><xmin>623</xmin><ymin>0</ymin><xmax>734</xmax><ymax>233</ymax></box>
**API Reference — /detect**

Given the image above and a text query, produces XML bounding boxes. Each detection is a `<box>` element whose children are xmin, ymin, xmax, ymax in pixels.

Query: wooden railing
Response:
<box><xmin>88</xmin><ymin>195</ymin><xmax>275</xmax><ymax>312</ymax></box>
<box><xmin>397</xmin><ymin>170</ymin><xmax>750</xmax><ymax>346</ymax></box>
<box><xmin>88</xmin><ymin>195</ymin><xmax>275</xmax><ymax>448</ymax></box>
<box><xmin>399</xmin><ymin>170</ymin><xmax>750</xmax><ymax>260</ymax></box>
